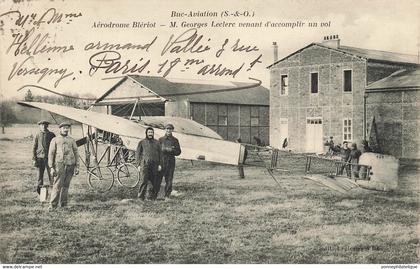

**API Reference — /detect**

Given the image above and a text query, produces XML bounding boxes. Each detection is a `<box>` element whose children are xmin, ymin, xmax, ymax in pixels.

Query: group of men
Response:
<box><xmin>135</xmin><ymin>124</ymin><xmax>181</xmax><ymax>200</ymax></box>
<box><xmin>34</xmin><ymin>117</ymin><xmax>367</xmax><ymax>207</ymax></box>
<box><xmin>33</xmin><ymin>120</ymin><xmax>181</xmax><ymax>211</ymax></box>
<box><xmin>338</xmin><ymin>140</ymin><xmax>363</xmax><ymax>179</ymax></box>
<box><xmin>33</xmin><ymin>120</ymin><xmax>79</xmax><ymax>211</ymax></box>
<box><xmin>324</xmin><ymin>136</ymin><xmax>366</xmax><ymax>179</ymax></box>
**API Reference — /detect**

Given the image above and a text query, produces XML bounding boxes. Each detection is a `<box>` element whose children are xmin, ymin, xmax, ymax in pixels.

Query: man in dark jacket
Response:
<box><xmin>33</xmin><ymin>120</ymin><xmax>55</xmax><ymax>194</ymax></box>
<box><xmin>136</xmin><ymin>127</ymin><xmax>161</xmax><ymax>200</ymax></box>
<box><xmin>158</xmin><ymin>123</ymin><xmax>181</xmax><ymax>198</ymax></box>
<box><xmin>339</xmin><ymin>141</ymin><xmax>351</xmax><ymax>177</ymax></box>
<box><xmin>349</xmin><ymin>142</ymin><xmax>362</xmax><ymax>180</ymax></box>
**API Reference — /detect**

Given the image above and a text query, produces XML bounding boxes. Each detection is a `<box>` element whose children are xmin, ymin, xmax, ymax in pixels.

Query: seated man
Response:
<box><xmin>253</xmin><ymin>136</ymin><xmax>263</xmax><ymax>147</ymax></box>
<box><xmin>324</xmin><ymin>136</ymin><xmax>335</xmax><ymax>156</ymax></box>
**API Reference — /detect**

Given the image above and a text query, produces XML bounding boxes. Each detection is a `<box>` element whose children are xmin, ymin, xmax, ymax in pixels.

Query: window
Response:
<box><xmin>280</xmin><ymin>74</ymin><xmax>288</xmax><ymax>96</ymax></box>
<box><xmin>218</xmin><ymin>115</ymin><xmax>227</xmax><ymax>126</ymax></box>
<box><xmin>217</xmin><ymin>105</ymin><xmax>228</xmax><ymax>126</ymax></box>
<box><xmin>190</xmin><ymin>103</ymin><xmax>205</xmax><ymax>125</ymax></box>
<box><xmin>343</xmin><ymin>118</ymin><xmax>352</xmax><ymax>141</ymax></box>
<box><xmin>251</xmin><ymin>117</ymin><xmax>259</xmax><ymax>126</ymax></box>
<box><xmin>343</xmin><ymin>70</ymin><xmax>352</xmax><ymax>92</ymax></box>
<box><xmin>310</xmin><ymin>72</ymin><xmax>318</xmax><ymax>93</ymax></box>
<box><xmin>307</xmin><ymin>118</ymin><xmax>322</xmax><ymax>124</ymax></box>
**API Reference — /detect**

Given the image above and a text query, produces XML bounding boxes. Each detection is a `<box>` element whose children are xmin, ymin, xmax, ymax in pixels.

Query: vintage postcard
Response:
<box><xmin>0</xmin><ymin>0</ymin><xmax>419</xmax><ymax>266</ymax></box>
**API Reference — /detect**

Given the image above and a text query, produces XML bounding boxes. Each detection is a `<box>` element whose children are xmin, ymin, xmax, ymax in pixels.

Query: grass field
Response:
<box><xmin>0</xmin><ymin>125</ymin><xmax>419</xmax><ymax>264</ymax></box>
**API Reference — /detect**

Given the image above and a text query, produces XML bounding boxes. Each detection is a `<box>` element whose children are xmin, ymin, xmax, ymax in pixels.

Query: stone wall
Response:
<box><xmin>366</xmin><ymin>90</ymin><xmax>420</xmax><ymax>159</ymax></box>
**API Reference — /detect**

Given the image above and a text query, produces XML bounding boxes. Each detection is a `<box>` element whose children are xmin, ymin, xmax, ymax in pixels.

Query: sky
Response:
<box><xmin>0</xmin><ymin>0</ymin><xmax>419</xmax><ymax>100</ymax></box>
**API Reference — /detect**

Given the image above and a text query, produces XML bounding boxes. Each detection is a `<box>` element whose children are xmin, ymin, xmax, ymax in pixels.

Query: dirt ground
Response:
<box><xmin>0</xmin><ymin>125</ymin><xmax>419</xmax><ymax>263</ymax></box>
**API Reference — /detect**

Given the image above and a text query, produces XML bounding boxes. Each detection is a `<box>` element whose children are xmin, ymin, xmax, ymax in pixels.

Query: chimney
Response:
<box><xmin>322</xmin><ymin>34</ymin><xmax>340</xmax><ymax>49</ymax></box>
<box><xmin>273</xmin><ymin>41</ymin><xmax>278</xmax><ymax>62</ymax></box>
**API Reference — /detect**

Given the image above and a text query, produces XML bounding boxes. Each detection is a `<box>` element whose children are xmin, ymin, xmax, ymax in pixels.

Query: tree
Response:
<box><xmin>0</xmin><ymin>101</ymin><xmax>17</xmax><ymax>134</ymax></box>
<box><xmin>24</xmin><ymin>89</ymin><xmax>34</xmax><ymax>101</ymax></box>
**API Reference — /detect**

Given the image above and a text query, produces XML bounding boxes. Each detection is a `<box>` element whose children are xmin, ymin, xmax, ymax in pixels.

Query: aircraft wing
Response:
<box><xmin>303</xmin><ymin>174</ymin><xmax>360</xmax><ymax>194</ymax></box>
<box><xmin>141</xmin><ymin>116</ymin><xmax>222</xmax><ymax>140</ymax></box>
<box><xmin>18</xmin><ymin>101</ymin><xmax>243</xmax><ymax>166</ymax></box>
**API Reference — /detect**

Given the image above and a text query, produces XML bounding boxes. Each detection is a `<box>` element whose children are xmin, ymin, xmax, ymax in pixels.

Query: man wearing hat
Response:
<box><xmin>348</xmin><ymin>142</ymin><xmax>362</xmax><ymax>180</ymax></box>
<box><xmin>136</xmin><ymin>127</ymin><xmax>162</xmax><ymax>200</ymax></box>
<box><xmin>339</xmin><ymin>141</ymin><xmax>351</xmax><ymax>176</ymax></box>
<box><xmin>48</xmin><ymin>122</ymin><xmax>79</xmax><ymax>210</ymax></box>
<box><xmin>33</xmin><ymin>120</ymin><xmax>55</xmax><ymax>194</ymax></box>
<box><xmin>158</xmin><ymin>123</ymin><xmax>181</xmax><ymax>198</ymax></box>
<box><xmin>325</xmin><ymin>136</ymin><xmax>335</xmax><ymax>156</ymax></box>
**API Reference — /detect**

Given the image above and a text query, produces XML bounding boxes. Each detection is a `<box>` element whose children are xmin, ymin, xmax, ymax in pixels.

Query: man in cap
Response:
<box><xmin>33</xmin><ymin>120</ymin><xmax>55</xmax><ymax>194</ymax></box>
<box><xmin>158</xmin><ymin>123</ymin><xmax>181</xmax><ymax>198</ymax></box>
<box><xmin>136</xmin><ymin>127</ymin><xmax>161</xmax><ymax>200</ymax></box>
<box><xmin>48</xmin><ymin>122</ymin><xmax>79</xmax><ymax>210</ymax></box>
<box><xmin>339</xmin><ymin>141</ymin><xmax>351</xmax><ymax>176</ymax></box>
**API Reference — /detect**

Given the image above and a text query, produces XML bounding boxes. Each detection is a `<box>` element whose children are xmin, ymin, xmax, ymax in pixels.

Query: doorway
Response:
<box><xmin>306</xmin><ymin>117</ymin><xmax>323</xmax><ymax>153</ymax></box>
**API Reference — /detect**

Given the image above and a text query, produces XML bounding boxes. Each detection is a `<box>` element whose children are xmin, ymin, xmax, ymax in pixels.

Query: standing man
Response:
<box><xmin>339</xmin><ymin>141</ymin><xmax>351</xmax><ymax>177</ymax></box>
<box><xmin>348</xmin><ymin>142</ymin><xmax>362</xmax><ymax>180</ymax></box>
<box><xmin>136</xmin><ymin>127</ymin><xmax>161</xmax><ymax>200</ymax></box>
<box><xmin>48</xmin><ymin>122</ymin><xmax>79</xmax><ymax>210</ymax></box>
<box><xmin>158</xmin><ymin>124</ymin><xmax>181</xmax><ymax>198</ymax></box>
<box><xmin>33</xmin><ymin>120</ymin><xmax>55</xmax><ymax>195</ymax></box>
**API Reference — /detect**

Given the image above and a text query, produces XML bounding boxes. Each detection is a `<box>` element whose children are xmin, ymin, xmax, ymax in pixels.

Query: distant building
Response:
<box><xmin>365</xmin><ymin>68</ymin><xmax>420</xmax><ymax>159</ymax></box>
<box><xmin>94</xmin><ymin>75</ymin><xmax>270</xmax><ymax>144</ymax></box>
<box><xmin>268</xmin><ymin>35</ymin><xmax>419</xmax><ymax>159</ymax></box>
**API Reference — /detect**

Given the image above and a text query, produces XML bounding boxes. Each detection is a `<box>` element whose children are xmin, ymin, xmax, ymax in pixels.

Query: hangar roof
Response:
<box><xmin>95</xmin><ymin>75</ymin><xmax>269</xmax><ymax>106</ymax></box>
<box><xmin>366</xmin><ymin>68</ymin><xmax>420</xmax><ymax>91</ymax></box>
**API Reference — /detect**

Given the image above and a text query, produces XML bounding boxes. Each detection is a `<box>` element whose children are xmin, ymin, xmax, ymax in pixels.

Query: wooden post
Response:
<box><xmin>238</xmin><ymin>164</ymin><xmax>245</xmax><ymax>179</ymax></box>
<box><xmin>363</xmin><ymin>94</ymin><xmax>368</xmax><ymax>141</ymax></box>
<box><xmin>270</xmin><ymin>149</ymin><xmax>279</xmax><ymax>169</ymax></box>
<box><xmin>307</xmin><ymin>156</ymin><xmax>312</xmax><ymax>173</ymax></box>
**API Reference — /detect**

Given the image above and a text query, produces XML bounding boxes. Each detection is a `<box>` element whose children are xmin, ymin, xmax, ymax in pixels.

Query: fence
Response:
<box><xmin>242</xmin><ymin>145</ymin><xmax>371</xmax><ymax>180</ymax></box>
<box><xmin>304</xmin><ymin>155</ymin><xmax>371</xmax><ymax>180</ymax></box>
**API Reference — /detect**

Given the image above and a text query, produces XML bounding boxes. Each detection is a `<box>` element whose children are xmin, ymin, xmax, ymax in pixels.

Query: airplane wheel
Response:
<box><xmin>116</xmin><ymin>163</ymin><xmax>140</xmax><ymax>188</ymax></box>
<box><xmin>88</xmin><ymin>166</ymin><xmax>114</xmax><ymax>192</ymax></box>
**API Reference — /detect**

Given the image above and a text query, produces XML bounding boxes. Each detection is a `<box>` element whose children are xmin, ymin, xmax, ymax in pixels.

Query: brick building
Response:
<box><xmin>94</xmin><ymin>75</ymin><xmax>270</xmax><ymax>144</ymax></box>
<box><xmin>365</xmin><ymin>69</ymin><xmax>420</xmax><ymax>159</ymax></box>
<box><xmin>268</xmin><ymin>35</ymin><xmax>419</xmax><ymax>159</ymax></box>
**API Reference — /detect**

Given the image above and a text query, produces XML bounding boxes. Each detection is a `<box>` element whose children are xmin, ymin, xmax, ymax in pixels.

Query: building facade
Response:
<box><xmin>94</xmin><ymin>75</ymin><xmax>270</xmax><ymax>144</ymax></box>
<box><xmin>268</xmin><ymin>35</ymin><xmax>419</xmax><ymax>158</ymax></box>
